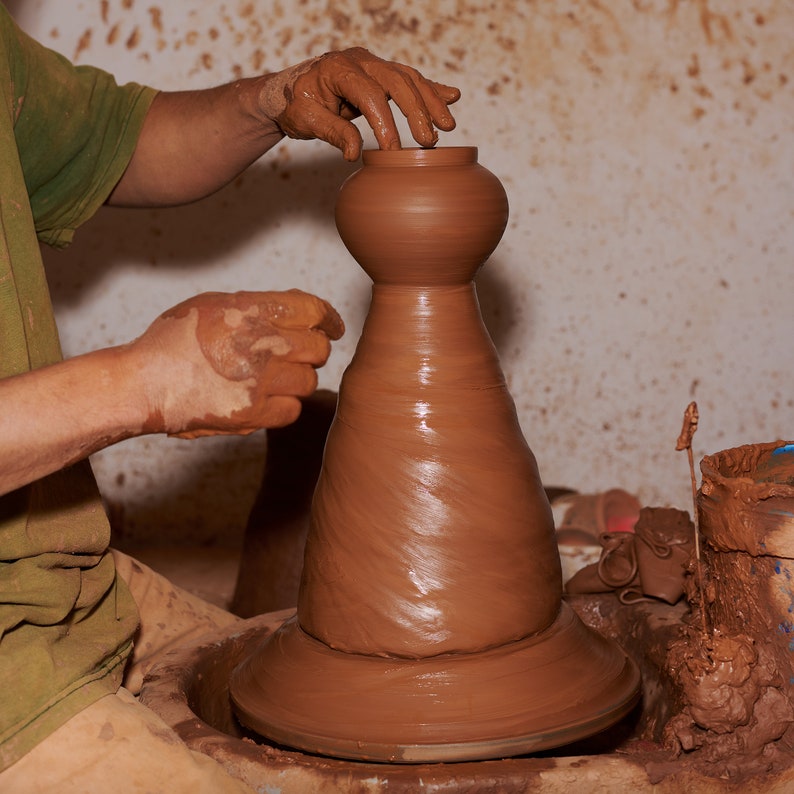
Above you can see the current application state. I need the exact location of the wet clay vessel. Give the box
[230,147,640,763]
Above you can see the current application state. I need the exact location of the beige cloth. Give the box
[0,550,253,793]
[111,549,241,695]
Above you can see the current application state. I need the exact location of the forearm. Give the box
[108,76,282,207]
[0,347,147,495]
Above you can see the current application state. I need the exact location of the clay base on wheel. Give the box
[229,602,641,763]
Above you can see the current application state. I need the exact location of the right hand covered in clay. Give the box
[256,47,461,161]
[130,290,344,438]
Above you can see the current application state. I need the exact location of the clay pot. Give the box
[301,147,561,657]
[334,146,508,286]
[231,147,639,763]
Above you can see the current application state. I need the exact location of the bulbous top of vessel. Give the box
[335,147,509,286]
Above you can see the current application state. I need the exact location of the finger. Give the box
[319,63,402,152]
[349,85,402,152]
[259,395,304,428]
[268,290,345,339]
[255,327,333,366]
[366,65,441,149]
[175,394,305,435]
[170,425,260,440]
[418,80,461,130]
[287,98,366,161]
[349,53,459,145]
[254,359,320,399]
[430,81,462,107]
[330,118,364,163]
[379,69,460,145]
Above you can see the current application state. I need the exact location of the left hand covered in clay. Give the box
[130,289,344,438]
[256,47,460,161]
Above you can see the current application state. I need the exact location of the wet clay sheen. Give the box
[300,147,560,657]
[301,287,562,654]
[230,147,639,762]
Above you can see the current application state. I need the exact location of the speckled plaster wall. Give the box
[7,0,793,546]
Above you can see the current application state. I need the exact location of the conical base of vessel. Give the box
[230,602,641,763]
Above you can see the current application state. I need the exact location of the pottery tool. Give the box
[676,401,709,637]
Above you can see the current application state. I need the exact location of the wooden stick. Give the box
[676,401,709,637]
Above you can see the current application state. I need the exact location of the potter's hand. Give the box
[133,290,344,437]
[257,47,460,161]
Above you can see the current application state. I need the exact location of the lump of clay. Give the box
[665,631,794,768]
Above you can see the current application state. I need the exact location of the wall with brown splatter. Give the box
[9,1,793,547]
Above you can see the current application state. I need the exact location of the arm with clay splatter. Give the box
[108,47,459,207]
[0,290,343,497]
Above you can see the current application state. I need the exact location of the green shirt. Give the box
[0,6,156,769]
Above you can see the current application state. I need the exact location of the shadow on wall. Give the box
[4,1,24,17]
[42,152,358,310]
[476,258,525,356]
[103,431,281,551]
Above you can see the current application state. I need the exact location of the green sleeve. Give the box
[3,8,157,247]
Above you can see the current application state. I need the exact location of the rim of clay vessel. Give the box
[699,440,794,557]
[700,440,794,489]
[362,146,477,166]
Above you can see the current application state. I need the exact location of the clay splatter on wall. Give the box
[63,0,790,136]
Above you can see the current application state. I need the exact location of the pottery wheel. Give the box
[230,603,639,763]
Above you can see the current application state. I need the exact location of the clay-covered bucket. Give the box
[698,441,794,694]
[699,440,794,557]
